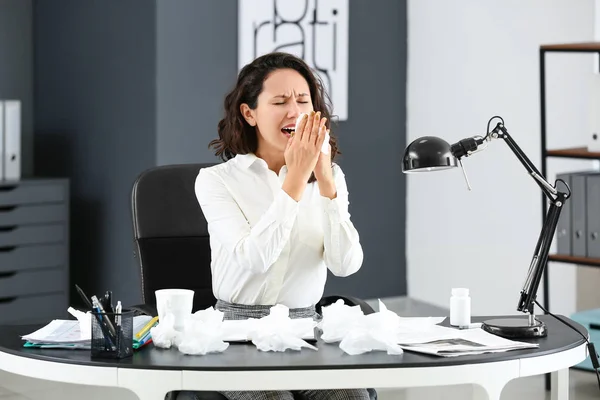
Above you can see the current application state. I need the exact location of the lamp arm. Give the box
[488,123,569,315]
[516,194,567,314]
[491,123,558,201]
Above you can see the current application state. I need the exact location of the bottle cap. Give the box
[452,288,469,296]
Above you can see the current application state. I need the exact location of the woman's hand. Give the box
[282,111,327,201]
[314,130,336,199]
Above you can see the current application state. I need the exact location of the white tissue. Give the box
[318,299,364,343]
[248,304,318,352]
[67,307,91,340]
[295,113,330,155]
[150,313,183,349]
[318,300,404,355]
[177,307,229,355]
[150,307,229,355]
[322,131,331,155]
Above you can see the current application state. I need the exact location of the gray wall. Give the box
[0,0,33,177]
[32,0,406,306]
[330,0,407,298]
[154,0,408,299]
[156,0,238,165]
[34,1,157,306]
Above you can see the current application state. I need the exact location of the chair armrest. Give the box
[316,295,375,315]
[129,303,158,317]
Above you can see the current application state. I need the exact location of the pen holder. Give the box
[91,310,134,359]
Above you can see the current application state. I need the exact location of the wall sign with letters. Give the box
[238,0,349,120]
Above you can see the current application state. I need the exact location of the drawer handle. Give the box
[0,297,16,304]
[0,246,16,252]
[0,226,16,232]
[591,323,600,331]
[0,185,17,192]
[0,271,15,278]
[0,206,16,213]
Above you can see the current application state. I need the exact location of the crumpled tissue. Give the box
[151,307,229,355]
[248,304,318,352]
[67,307,91,340]
[295,113,330,155]
[318,299,404,355]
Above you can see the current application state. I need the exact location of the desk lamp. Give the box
[402,116,570,339]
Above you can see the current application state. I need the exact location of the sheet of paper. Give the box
[397,325,539,357]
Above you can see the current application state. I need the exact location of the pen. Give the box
[104,291,114,314]
[74,284,94,311]
[92,295,117,338]
[90,298,115,350]
[115,300,122,327]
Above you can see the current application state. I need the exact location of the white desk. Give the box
[0,315,590,400]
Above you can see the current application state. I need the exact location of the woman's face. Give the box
[241,68,314,155]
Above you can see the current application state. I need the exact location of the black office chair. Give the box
[130,163,377,400]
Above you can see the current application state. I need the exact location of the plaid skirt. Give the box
[215,300,319,320]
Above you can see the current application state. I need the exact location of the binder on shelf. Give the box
[2,100,21,181]
[570,174,587,257]
[571,172,590,257]
[556,173,572,255]
[586,174,600,258]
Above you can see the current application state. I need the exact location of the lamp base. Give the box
[481,316,547,339]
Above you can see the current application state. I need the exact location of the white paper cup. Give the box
[155,289,194,331]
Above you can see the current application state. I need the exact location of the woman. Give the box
[195,52,369,400]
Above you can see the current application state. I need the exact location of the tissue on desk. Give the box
[318,300,404,355]
[67,307,91,340]
[150,313,182,349]
[177,307,229,355]
[318,299,364,343]
[248,304,318,352]
[150,307,229,355]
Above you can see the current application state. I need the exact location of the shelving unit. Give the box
[539,42,600,387]
[539,42,600,310]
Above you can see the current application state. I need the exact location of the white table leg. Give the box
[119,369,181,400]
[472,382,505,400]
[551,368,569,400]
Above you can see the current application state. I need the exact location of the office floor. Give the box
[0,296,597,399]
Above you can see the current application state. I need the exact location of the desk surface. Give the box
[0,315,587,371]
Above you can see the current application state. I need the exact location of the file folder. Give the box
[587,174,600,258]
[556,173,572,255]
[570,172,594,257]
[2,100,21,181]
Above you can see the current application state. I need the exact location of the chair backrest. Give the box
[131,163,217,312]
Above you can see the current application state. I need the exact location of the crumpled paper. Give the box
[151,307,229,355]
[178,307,229,355]
[150,313,183,349]
[248,304,318,352]
[150,304,320,354]
[295,113,330,154]
[318,299,404,355]
[67,307,91,340]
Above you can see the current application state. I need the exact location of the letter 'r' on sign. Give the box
[238,0,349,121]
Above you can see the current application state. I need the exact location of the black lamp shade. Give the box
[403,136,458,172]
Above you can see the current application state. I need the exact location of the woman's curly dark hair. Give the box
[209,52,340,169]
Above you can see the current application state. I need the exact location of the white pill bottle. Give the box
[450,288,471,327]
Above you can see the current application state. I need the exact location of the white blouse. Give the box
[194,153,363,308]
